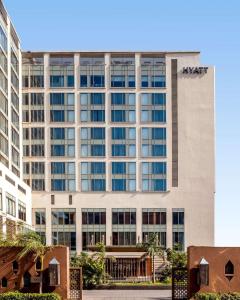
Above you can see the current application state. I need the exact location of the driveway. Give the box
[83,289,172,300]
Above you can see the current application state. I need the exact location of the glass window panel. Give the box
[81,180,89,191]
[142,145,149,157]
[68,180,75,191]
[81,145,88,157]
[142,128,149,139]
[129,111,135,122]
[67,128,75,139]
[81,128,88,139]
[80,110,88,122]
[128,94,135,105]
[67,111,75,122]
[129,145,136,157]
[67,93,74,105]
[142,180,149,191]
[128,163,136,174]
[129,180,136,191]
[80,94,88,105]
[68,163,75,174]
[67,145,75,156]
[141,94,149,105]
[81,162,88,174]
[129,128,136,139]
[141,111,148,122]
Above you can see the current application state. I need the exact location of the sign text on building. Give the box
[182,67,208,74]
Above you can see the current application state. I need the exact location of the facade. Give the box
[0,1,32,234]
[21,51,215,253]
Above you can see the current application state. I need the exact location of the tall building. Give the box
[0,1,31,234]
[22,51,215,253]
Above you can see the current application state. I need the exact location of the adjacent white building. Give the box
[21,51,215,253]
[0,1,32,234]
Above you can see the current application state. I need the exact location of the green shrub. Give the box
[195,293,240,300]
[0,292,61,300]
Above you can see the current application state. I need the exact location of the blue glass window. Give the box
[111,110,126,122]
[50,110,64,122]
[51,145,65,156]
[51,128,65,139]
[80,75,87,87]
[152,128,166,139]
[112,179,126,191]
[152,110,166,122]
[91,162,105,174]
[91,145,105,156]
[67,75,74,87]
[91,179,105,191]
[90,75,104,87]
[50,76,64,87]
[153,179,167,191]
[112,128,125,139]
[91,93,105,105]
[111,75,125,87]
[111,93,125,105]
[91,110,105,122]
[152,94,166,105]
[112,145,126,156]
[152,162,166,174]
[51,179,65,191]
[152,145,166,156]
[51,162,65,174]
[50,93,64,105]
[141,76,148,87]
[112,162,126,174]
[152,75,166,88]
[91,128,105,139]
[128,76,135,87]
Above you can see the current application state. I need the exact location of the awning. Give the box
[105,252,147,259]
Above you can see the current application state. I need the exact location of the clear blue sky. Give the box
[5,0,240,246]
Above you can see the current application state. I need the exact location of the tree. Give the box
[137,233,164,283]
[166,247,187,268]
[0,231,51,293]
[71,242,107,288]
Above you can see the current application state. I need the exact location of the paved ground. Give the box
[83,289,172,300]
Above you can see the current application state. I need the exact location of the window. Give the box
[172,209,184,251]
[81,162,106,192]
[52,208,76,251]
[81,128,105,157]
[50,93,75,123]
[31,127,44,140]
[80,93,106,122]
[173,211,184,225]
[141,128,167,157]
[49,56,74,88]
[35,211,46,225]
[32,179,45,191]
[18,201,26,221]
[31,144,44,156]
[6,193,16,216]
[110,94,136,123]
[141,93,166,123]
[80,56,105,88]
[51,128,75,157]
[51,162,75,191]
[142,162,167,192]
[111,128,135,157]
[112,208,136,246]
[82,208,106,249]
[112,162,136,192]
[0,188,2,211]
[141,56,166,88]
[110,56,135,88]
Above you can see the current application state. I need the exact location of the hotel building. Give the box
[0,1,31,234]
[21,51,215,253]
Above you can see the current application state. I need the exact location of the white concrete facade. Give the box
[0,1,32,230]
[22,51,215,252]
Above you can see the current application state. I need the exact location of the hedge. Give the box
[0,292,61,300]
[195,292,240,300]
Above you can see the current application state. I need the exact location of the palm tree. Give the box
[0,231,51,293]
[137,233,164,283]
